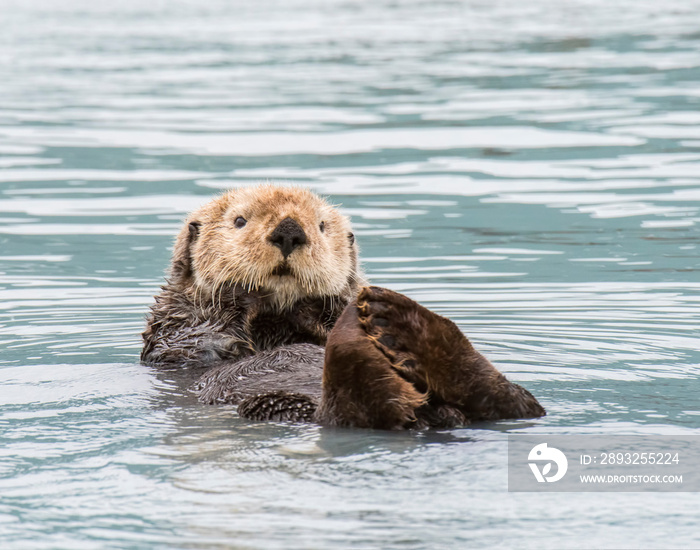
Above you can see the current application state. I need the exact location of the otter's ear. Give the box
[348,232,355,246]
[171,220,201,280]
[188,221,200,241]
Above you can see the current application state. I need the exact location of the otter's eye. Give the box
[319,221,325,233]
[234,217,247,229]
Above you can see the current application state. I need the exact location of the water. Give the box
[1,0,699,548]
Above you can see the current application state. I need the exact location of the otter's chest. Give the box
[247,309,329,351]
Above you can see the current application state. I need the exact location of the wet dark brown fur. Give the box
[317,287,545,429]
[142,186,545,429]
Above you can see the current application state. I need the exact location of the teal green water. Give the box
[1,1,699,548]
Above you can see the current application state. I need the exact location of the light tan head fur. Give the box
[171,185,362,309]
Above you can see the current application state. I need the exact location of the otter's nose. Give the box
[268,217,307,259]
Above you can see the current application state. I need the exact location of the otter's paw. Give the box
[238,391,317,423]
[356,286,462,389]
[354,286,546,422]
[355,286,428,387]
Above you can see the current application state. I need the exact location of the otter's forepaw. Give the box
[238,391,317,423]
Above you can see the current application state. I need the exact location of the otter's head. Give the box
[171,185,361,309]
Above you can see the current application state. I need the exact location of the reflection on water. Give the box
[1,0,699,548]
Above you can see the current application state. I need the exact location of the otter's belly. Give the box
[194,343,324,405]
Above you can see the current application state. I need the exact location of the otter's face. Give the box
[173,185,360,309]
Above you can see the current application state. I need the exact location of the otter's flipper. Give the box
[318,286,545,430]
[238,391,317,423]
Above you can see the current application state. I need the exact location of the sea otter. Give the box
[142,185,545,429]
